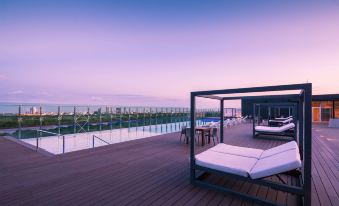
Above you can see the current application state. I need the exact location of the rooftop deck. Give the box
[0,123,338,206]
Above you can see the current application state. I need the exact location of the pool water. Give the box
[21,121,203,154]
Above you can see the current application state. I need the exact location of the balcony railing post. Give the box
[39,106,43,131]
[73,106,76,134]
[62,135,65,153]
[128,107,131,132]
[119,107,122,129]
[155,108,158,131]
[36,136,39,150]
[110,107,113,130]
[148,107,152,132]
[99,107,102,131]
[175,107,178,130]
[58,106,61,135]
[18,105,22,139]
[143,107,146,131]
[87,107,90,132]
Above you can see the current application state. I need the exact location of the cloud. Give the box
[8,90,24,95]
[0,74,8,80]
[91,96,103,101]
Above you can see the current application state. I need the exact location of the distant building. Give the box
[30,106,38,114]
[116,107,122,114]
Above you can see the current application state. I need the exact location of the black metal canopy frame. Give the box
[252,102,298,141]
[190,84,312,206]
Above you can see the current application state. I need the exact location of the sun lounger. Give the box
[274,116,293,120]
[254,123,295,138]
[240,116,248,123]
[268,117,293,126]
[195,141,301,179]
[223,119,232,127]
[256,123,295,133]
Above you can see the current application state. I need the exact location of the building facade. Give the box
[241,94,339,122]
[312,94,339,122]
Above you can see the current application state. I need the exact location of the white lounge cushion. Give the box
[275,116,292,120]
[195,141,301,179]
[210,143,263,159]
[195,150,257,177]
[250,143,301,179]
[260,141,298,158]
[255,123,295,133]
[269,118,293,124]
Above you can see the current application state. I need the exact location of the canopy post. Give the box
[304,85,312,206]
[220,100,224,143]
[299,96,304,159]
[190,93,196,183]
[253,104,256,137]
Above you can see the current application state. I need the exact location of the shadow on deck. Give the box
[0,123,338,206]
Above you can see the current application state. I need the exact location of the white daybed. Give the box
[195,141,301,179]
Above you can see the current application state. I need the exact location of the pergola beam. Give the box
[192,83,306,96]
[197,95,223,100]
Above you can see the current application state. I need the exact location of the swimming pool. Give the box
[21,120,204,154]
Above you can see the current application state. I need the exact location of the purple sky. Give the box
[1,1,339,107]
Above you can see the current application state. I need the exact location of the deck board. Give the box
[0,123,338,206]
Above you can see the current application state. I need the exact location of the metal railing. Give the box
[36,129,65,153]
[92,135,110,148]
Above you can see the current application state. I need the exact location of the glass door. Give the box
[312,107,321,122]
[321,108,332,122]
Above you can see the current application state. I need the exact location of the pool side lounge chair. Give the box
[240,116,248,123]
[274,116,293,120]
[223,119,232,127]
[268,117,293,126]
[254,123,295,138]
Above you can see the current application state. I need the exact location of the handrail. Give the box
[92,135,110,148]
[36,129,65,153]
[36,129,60,136]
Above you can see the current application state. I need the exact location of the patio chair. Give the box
[211,127,218,145]
[231,118,238,126]
[180,126,187,142]
[204,127,218,145]
[241,116,248,123]
[184,127,199,144]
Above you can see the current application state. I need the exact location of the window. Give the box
[320,101,333,108]
[312,101,334,121]
[335,101,339,119]
[312,101,321,107]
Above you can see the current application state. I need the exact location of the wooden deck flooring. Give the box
[0,123,338,206]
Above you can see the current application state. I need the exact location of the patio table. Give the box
[195,126,211,146]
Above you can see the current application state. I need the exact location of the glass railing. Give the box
[0,104,247,154]
[0,104,222,139]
